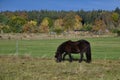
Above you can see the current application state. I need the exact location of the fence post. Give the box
[16,40,19,55]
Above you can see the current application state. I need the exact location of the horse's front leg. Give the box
[79,53,83,63]
[63,53,67,61]
[68,53,73,62]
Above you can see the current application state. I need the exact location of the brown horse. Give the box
[55,39,91,63]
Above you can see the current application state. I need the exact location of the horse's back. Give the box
[78,39,90,45]
[58,39,90,52]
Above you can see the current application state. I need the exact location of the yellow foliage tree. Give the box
[53,19,64,34]
[74,15,83,30]
[22,20,37,33]
[54,19,63,29]
[112,12,119,22]
[93,19,107,34]
[39,17,49,33]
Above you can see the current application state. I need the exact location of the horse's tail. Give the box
[86,43,92,63]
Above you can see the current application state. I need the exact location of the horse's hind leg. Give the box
[86,52,91,63]
[85,47,91,63]
[79,53,83,63]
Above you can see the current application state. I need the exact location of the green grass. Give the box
[0,37,120,80]
[0,37,120,59]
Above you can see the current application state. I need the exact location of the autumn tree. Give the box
[99,12,113,29]
[53,18,64,34]
[74,15,83,30]
[54,19,63,27]
[14,11,28,20]
[0,23,10,33]
[22,20,37,33]
[92,19,107,34]
[1,9,120,33]
[39,17,49,33]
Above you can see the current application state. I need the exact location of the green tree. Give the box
[47,18,53,28]
[8,16,26,32]
[114,7,120,15]
[112,12,119,22]
[111,12,120,28]
[63,12,76,31]
[82,23,92,31]
[0,14,9,24]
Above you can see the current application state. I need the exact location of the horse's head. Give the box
[55,41,66,62]
[55,51,62,62]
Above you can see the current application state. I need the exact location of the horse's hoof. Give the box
[62,59,65,61]
[69,60,72,62]
[86,60,91,63]
[56,60,62,63]
[79,60,82,63]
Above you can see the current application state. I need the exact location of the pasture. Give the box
[0,37,120,80]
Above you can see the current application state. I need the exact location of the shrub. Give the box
[81,24,92,31]
[112,29,120,36]
[117,30,120,36]
[53,26,63,35]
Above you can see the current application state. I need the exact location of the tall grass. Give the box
[0,56,120,80]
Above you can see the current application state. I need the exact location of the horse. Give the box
[55,39,91,63]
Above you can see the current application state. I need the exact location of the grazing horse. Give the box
[55,39,91,63]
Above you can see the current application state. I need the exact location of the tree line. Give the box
[0,7,120,35]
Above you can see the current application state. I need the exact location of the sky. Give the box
[0,0,120,11]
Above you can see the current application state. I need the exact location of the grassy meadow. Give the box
[0,37,120,80]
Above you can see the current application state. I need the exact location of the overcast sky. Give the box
[0,0,120,11]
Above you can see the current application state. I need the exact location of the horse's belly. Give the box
[71,52,79,54]
[71,50,80,53]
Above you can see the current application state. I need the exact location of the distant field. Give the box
[0,37,120,80]
[0,37,120,59]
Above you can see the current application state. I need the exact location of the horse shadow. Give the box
[63,57,87,63]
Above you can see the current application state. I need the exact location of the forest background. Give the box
[0,7,120,36]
